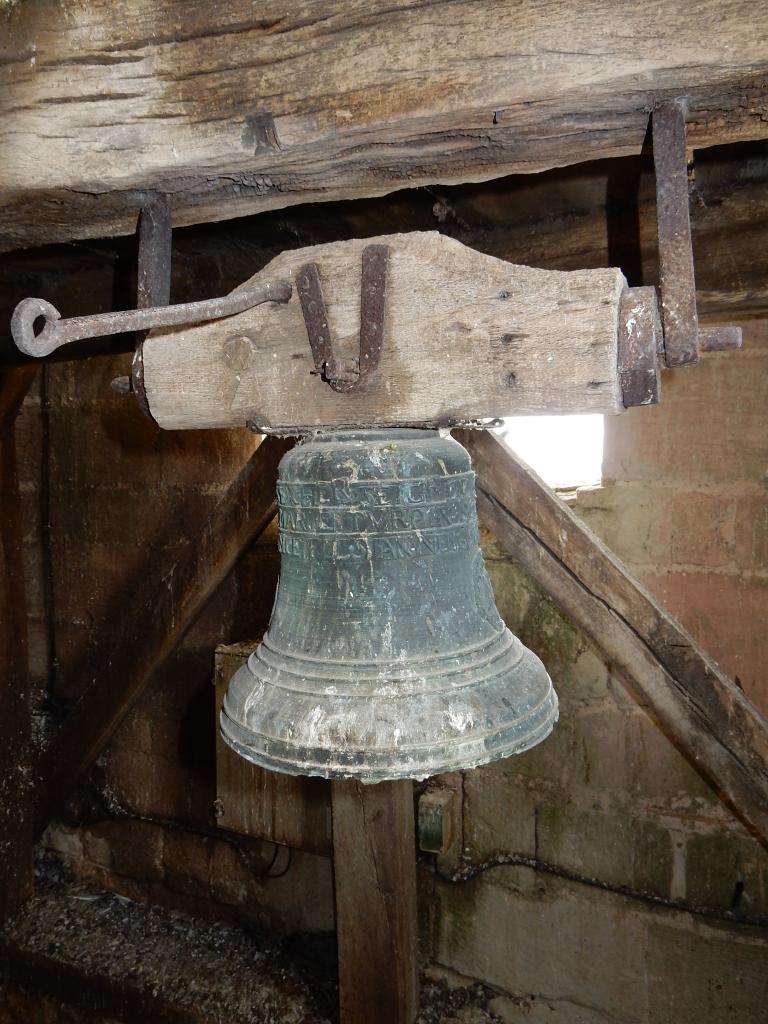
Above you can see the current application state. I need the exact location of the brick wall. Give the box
[577,321,768,712]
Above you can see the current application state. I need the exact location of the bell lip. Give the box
[219,680,558,782]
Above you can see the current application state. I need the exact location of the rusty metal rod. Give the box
[12,280,292,359]
[653,100,699,367]
[296,244,388,393]
[698,325,743,352]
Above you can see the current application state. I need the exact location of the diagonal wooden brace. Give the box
[461,429,768,848]
[33,435,293,838]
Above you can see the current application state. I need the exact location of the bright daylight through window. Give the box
[497,414,605,490]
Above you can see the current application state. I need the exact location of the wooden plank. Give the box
[460,429,768,845]
[33,435,293,838]
[2,1,768,249]
[331,779,419,1024]
[142,232,627,430]
[0,369,37,923]
[214,642,332,855]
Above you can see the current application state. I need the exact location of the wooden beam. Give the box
[412,147,768,322]
[460,430,768,846]
[2,1,768,249]
[0,368,37,923]
[141,232,630,430]
[331,779,419,1024]
[33,435,293,838]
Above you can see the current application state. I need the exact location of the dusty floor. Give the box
[0,860,503,1023]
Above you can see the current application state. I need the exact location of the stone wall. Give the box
[426,551,768,1022]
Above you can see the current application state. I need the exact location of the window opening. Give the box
[496,414,604,491]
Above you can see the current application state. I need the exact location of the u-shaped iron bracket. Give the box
[296,244,389,394]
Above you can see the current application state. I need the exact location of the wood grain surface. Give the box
[141,231,627,430]
[2,0,768,248]
[332,779,419,1024]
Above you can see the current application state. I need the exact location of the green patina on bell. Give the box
[221,429,558,781]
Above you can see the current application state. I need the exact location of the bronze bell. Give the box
[221,429,557,781]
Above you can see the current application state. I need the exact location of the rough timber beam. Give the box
[139,232,632,430]
[2,0,768,250]
[460,429,768,848]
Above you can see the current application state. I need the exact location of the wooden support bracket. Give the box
[3,2,768,250]
[139,231,657,431]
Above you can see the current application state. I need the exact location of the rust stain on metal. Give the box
[130,345,155,423]
[699,325,743,352]
[652,104,744,369]
[653,101,699,367]
[296,262,333,377]
[355,243,388,390]
[617,286,662,408]
[131,193,173,419]
[297,244,389,394]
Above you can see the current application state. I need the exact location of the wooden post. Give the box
[0,367,37,923]
[331,779,419,1024]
